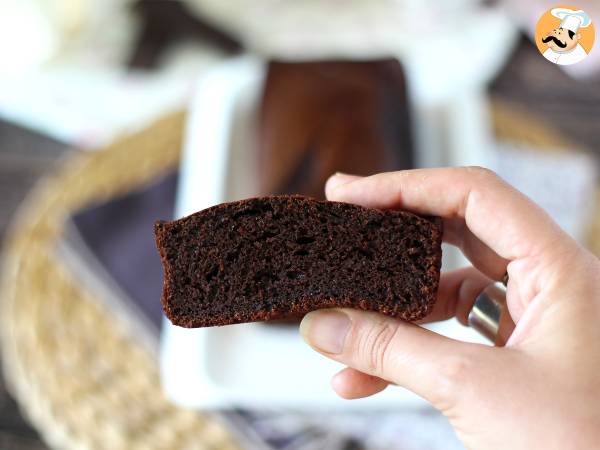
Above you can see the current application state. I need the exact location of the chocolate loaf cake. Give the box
[155,196,442,328]
[258,60,414,199]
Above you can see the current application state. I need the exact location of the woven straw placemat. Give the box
[0,112,239,450]
[490,99,600,256]
[0,102,598,450]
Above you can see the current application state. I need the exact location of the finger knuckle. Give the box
[356,319,400,376]
[462,165,499,181]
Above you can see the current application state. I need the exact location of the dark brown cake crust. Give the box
[155,196,442,327]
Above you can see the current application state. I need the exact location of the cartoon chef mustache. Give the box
[542,35,568,48]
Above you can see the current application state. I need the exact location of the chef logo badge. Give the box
[535,6,595,65]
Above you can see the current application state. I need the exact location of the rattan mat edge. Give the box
[0,111,239,450]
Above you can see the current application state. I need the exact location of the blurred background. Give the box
[1,0,600,449]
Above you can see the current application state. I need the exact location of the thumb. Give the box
[300,308,487,409]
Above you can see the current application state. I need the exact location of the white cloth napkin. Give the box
[186,0,494,59]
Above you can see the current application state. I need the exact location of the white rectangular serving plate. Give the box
[160,56,488,410]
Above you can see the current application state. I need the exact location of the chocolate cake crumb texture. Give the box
[155,196,442,327]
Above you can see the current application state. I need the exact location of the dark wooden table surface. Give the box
[1,36,600,449]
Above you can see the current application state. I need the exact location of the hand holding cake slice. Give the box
[155,196,442,327]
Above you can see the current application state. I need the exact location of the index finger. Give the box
[325,167,569,264]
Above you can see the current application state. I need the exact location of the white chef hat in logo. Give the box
[551,8,592,33]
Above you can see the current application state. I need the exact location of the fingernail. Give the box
[300,310,351,354]
[325,172,359,193]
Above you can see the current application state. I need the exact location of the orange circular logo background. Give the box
[535,4,595,61]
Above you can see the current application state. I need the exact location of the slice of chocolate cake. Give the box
[155,196,442,327]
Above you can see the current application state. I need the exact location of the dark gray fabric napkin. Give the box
[57,171,178,352]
